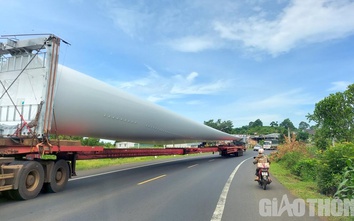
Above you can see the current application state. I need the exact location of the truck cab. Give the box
[263,140,272,150]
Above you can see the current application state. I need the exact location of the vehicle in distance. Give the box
[263,140,272,150]
[253,144,262,151]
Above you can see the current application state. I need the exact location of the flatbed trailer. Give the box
[76,145,245,159]
[0,138,244,200]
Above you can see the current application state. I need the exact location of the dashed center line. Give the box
[137,174,166,185]
[187,164,198,168]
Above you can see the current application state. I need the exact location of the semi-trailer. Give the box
[0,34,244,200]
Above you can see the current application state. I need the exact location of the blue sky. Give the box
[1,0,354,128]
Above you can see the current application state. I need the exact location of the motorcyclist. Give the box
[253,148,270,181]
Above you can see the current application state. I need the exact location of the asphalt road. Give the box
[0,151,322,221]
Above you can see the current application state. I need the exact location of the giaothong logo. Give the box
[259,194,354,217]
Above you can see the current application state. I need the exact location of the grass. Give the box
[271,162,353,221]
[270,162,320,199]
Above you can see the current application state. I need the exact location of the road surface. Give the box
[0,151,322,221]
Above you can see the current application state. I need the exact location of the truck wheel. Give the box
[45,160,69,193]
[11,161,44,200]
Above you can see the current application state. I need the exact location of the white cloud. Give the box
[108,9,142,37]
[147,94,180,103]
[186,72,198,81]
[186,100,204,105]
[166,36,219,52]
[105,2,153,39]
[115,66,230,102]
[119,66,158,89]
[213,0,354,56]
[170,79,226,95]
[236,88,314,112]
[328,81,352,92]
[263,89,314,106]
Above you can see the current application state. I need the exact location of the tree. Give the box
[298,121,310,131]
[81,137,101,146]
[279,118,296,130]
[219,120,234,134]
[297,131,309,142]
[307,83,354,145]
[204,119,218,129]
[249,119,263,127]
[233,125,249,134]
[204,119,234,134]
[270,121,278,127]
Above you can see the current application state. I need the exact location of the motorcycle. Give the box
[258,163,272,190]
[254,160,272,190]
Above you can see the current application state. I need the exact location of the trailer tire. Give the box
[45,160,69,193]
[11,161,44,200]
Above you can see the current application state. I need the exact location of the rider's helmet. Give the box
[258,148,264,154]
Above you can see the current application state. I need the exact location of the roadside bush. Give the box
[270,134,309,162]
[270,134,318,180]
[291,158,318,181]
[317,142,354,196]
[280,151,304,168]
[334,159,354,200]
[313,129,331,151]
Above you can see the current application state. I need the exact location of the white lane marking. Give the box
[209,159,215,162]
[187,164,198,168]
[210,157,252,221]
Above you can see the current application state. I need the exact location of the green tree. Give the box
[204,119,233,134]
[270,121,278,127]
[249,119,263,127]
[81,137,101,146]
[52,135,82,140]
[298,121,310,131]
[279,118,296,130]
[233,125,249,134]
[219,120,234,134]
[307,83,354,145]
[204,119,217,129]
[297,131,309,142]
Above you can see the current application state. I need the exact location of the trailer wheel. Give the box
[11,161,44,200]
[45,160,69,193]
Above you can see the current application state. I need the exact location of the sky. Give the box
[1,0,354,128]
